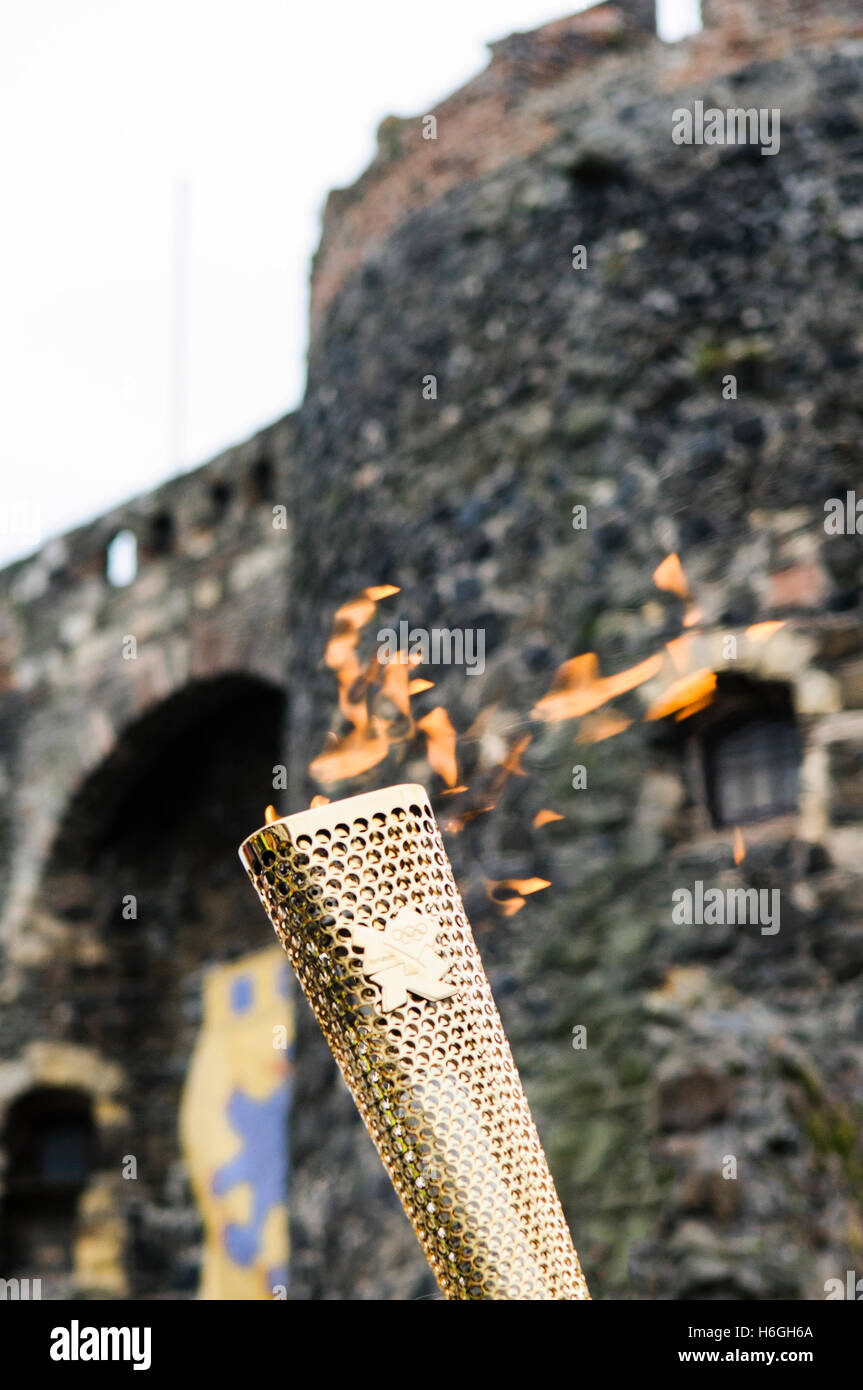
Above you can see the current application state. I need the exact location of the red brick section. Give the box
[767,562,828,612]
[309,0,863,338]
[670,0,863,87]
[309,3,649,336]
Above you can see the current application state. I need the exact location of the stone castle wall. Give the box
[309,0,863,336]
[0,420,296,1295]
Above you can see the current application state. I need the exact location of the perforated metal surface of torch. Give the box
[239,783,589,1300]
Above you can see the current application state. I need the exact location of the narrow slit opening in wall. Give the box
[210,479,233,519]
[656,0,702,43]
[149,511,174,556]
[250,454,275,503]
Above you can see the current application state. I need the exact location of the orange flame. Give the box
[533,651,663,723]
[309,718,391,785]
[674,694,714,721]
[310,794,330,809]
[441,727,538,834]
[665,634,694,675]
[443,800,494,834]
[363,584,401,602]
[311,586,411,784]
[645,670,717,722]
[306,557,738,903]
[416,707,459,787]
[378,651,412,719]
[322,586,401,730]
[746,620,785,643]
[502,733,531,777]
[653,553,689,600]
[324,590,389,668]
[264,804,279,825]
[486,877,551,917]
[578,709,632,743]
[733,826,746,865]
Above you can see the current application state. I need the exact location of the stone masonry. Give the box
[1,0,863,1299]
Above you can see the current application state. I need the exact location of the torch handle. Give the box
[240,783,589,1300]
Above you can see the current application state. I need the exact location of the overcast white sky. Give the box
[0,0,698,566]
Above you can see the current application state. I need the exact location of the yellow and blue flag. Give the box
[180,945,293,1299]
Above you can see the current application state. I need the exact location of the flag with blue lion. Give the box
[180,945,293,1298]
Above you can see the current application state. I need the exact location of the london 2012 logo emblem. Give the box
[351,907,457,1012]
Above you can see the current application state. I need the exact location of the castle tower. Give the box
[2,0,863,1300]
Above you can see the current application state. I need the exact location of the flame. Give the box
[324,591,385,668]
[746,620,785,643]
[653,553,690,600]
[364,584,401,602]
[312,586,472,793]
[310,794,330,808]
[378,651,412,718]
[416,707,459,787]
[444,801,488,832]
[673,693,714,721]
[264,804,279,825]
[645,669,717,722]
[325,633,371,729]
[486,877,551,917]
[665,634,694,675]
[309,717,391,784]
[443,799,495,834]
[322,585,401,730]
[733,825,746,865]
[441,727,538,834]
[311,586,411,784]
[578,709,632,743]
[532,566,723,739]
[502,733,531,777]
[533,652,663,723]
[305,557,737,906]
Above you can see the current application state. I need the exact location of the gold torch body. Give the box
[239,783,589,1300]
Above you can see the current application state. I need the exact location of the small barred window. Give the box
[705,718,801,827]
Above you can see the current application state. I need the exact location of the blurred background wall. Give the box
[1,0,863,1299]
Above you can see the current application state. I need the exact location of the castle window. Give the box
[706,720,800,826]
[657,0,702,44]
[701,678,800,828]
[0,1089,95,1277]
[106,529,138,587]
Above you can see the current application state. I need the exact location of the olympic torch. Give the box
[239,782,589,1300]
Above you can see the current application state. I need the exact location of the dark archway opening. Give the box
[38,673,286,1296]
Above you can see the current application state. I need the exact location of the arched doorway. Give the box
[34,673,288,1296]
